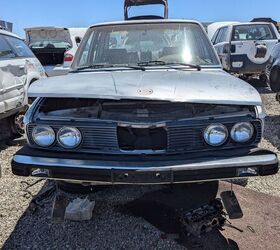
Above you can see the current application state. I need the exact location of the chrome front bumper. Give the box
[12,148,279,185]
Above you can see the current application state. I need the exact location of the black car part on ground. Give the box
[180,199,226,237]
[124,0,168,20]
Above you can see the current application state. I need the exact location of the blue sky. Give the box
[2,0,280,37]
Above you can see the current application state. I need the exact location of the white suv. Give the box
[212,22,280,79]
[0,29,46,141]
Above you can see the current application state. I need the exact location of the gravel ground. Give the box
[0,86,280,249]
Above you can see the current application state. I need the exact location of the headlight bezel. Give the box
[203,124,229,147]
[230,122,254,143]
[31,125,56,148]
[57,126,82,149]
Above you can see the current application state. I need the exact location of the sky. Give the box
[2,0,280,38]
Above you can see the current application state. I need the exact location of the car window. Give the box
[76,23,220,68]
[232,24,276,41]
[214,27,228,45]
[4,35,34,58]
[211,30,219,44]
[78,31,95,66]
[0,35,16,59]
[220,27,229,42]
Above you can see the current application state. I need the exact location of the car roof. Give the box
[25,27,87,35]
[0,29,21,39]
[228,22,274,27]
[89,19,202,29]
[25,26,68,31]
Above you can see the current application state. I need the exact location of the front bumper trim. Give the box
[12,152,279,184]
[13,154,277,172]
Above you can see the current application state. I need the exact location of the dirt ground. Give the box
[0,85,280,249]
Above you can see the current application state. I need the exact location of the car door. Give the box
[230,24,279,67]
[0,34,26,114]
[213,27,230,70]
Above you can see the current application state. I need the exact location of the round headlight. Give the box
[32,126,55,147]
[231,122,254,143]
[57,127,82,149]
[204,124,228,146]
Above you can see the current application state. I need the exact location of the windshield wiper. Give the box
[73,63,145,72]
[138,60,201,71]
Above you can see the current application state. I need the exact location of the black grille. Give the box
[27,123,119,153]
[27,119,262,155]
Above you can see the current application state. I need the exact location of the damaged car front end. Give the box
[12,20,279,185]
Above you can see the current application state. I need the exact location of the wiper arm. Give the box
[73,64,115,71]
[72,63,145,72]
[138,60,201,71]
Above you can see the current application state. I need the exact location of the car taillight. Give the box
[64,53,74,62]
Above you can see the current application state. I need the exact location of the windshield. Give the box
[232,24,276,41]
[74,22,219,69]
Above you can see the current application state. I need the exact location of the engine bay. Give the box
[37,98,255,123]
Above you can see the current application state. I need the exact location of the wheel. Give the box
[10,111,25,138]
[269,66,280,92]
[56,181,107,194]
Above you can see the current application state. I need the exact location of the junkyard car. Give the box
[212,22,280,80]
[12,20,279,185]
[0,29,45,140]
[25,27,87,77]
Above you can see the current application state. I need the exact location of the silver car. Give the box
[12,20,279,185]
[0,29,46,140]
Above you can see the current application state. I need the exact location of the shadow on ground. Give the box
[5,181,280,249]
[120,182,239,249]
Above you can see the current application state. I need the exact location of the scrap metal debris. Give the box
[64,197,95,221]
[180,199,227,238]
[51,193,69,223]
[180,198,244,238]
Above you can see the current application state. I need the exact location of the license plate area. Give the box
[117,124,167,151]
[113,170,171,184]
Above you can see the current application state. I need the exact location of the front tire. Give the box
[9,111,25,138]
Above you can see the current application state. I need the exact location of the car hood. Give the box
[28,69,262,106]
